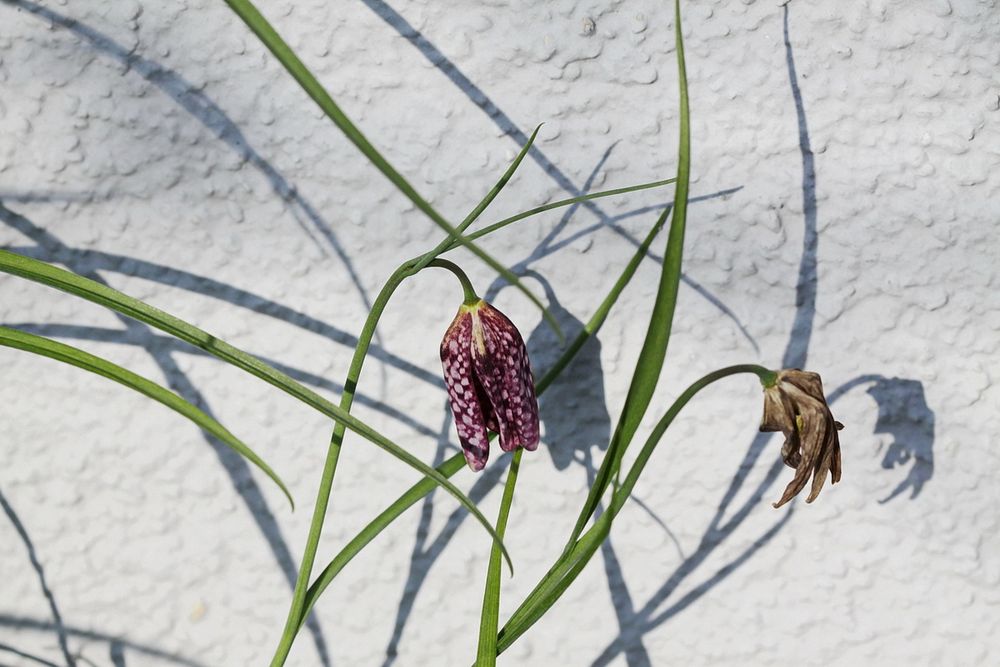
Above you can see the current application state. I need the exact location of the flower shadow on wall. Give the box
[870,378,935,502]
[826,375,935,503]
[526,273,611,473]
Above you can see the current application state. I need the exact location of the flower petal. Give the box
[764,369,844,508]
[470,303,540,452]
[440,308,491,471]
[474,370,499,434]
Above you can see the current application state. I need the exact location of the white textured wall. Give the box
[1,0,997,665]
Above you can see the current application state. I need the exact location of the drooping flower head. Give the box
[760,369,844,508]
[440,299,540,471]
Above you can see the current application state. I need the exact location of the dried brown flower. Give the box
[760,369,843,508]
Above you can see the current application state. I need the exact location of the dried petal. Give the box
[760,369,844,508]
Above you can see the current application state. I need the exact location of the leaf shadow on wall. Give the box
[0,64,733,667]
[0,491,209,667]
[0,201,333,667]
[0,2,936,666]
[0,489,76,667]
[3,0,376,316]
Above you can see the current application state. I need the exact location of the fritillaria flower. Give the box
[440,299,540,471]
[760,369,844,508]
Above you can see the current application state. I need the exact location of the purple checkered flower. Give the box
[440,299,540,472]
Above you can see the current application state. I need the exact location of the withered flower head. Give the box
[440,299,540,472]
[760,369,843,508]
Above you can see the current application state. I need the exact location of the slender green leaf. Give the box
[0,326,294,508]
[476,449,521,666]
[221,0,561,338]
[269,125,547,666]
[0,249,509,567]
[460,177,677,248]
[298,203,671,625]
[564,0,692,551]
[495,366,771,655]
[412,125,545,273]
[297,453,467,631]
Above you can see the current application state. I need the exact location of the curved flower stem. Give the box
[476,448,522,666]
[271,255,481,664]
[269,264,411,666]
[427,258,480,305]
[492,364,774,657]
[271,130,543,665]
[271,252,484,665]
[271,124,679,663]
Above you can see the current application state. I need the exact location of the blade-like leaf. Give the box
[221,0,561,338]
[412,124,545,273]
[476,449,521,666]
[0,249,510,566]
[298,199,671,623]
[270,125,548,665]
[297,453,466,631]
[0,325,293,508]
[460,177,677,247]
[564,0,692,551]
[494,367,770,655]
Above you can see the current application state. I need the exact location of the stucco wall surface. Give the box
[1,0,997,665]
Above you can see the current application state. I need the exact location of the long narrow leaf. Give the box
[460,177,677,247]
[0,249,510,566]
[0,326,294,507]
[494,367,770,655]
[269,124,549,665]
[564,0,692,550]
[412,125,544,273]
[299,201,671,622]
[221,0,561,338]
[476,449,521,665]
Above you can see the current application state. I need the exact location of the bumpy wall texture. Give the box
[1,0,997,665]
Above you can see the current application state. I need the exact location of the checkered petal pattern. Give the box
[440,300,540,471]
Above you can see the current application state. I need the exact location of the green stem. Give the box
[270,127,539,665]
[476,448,522,666]
[272,256,475,665]
[428,258,480,305]
[269,264,412,666]
[494,364,774,656]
